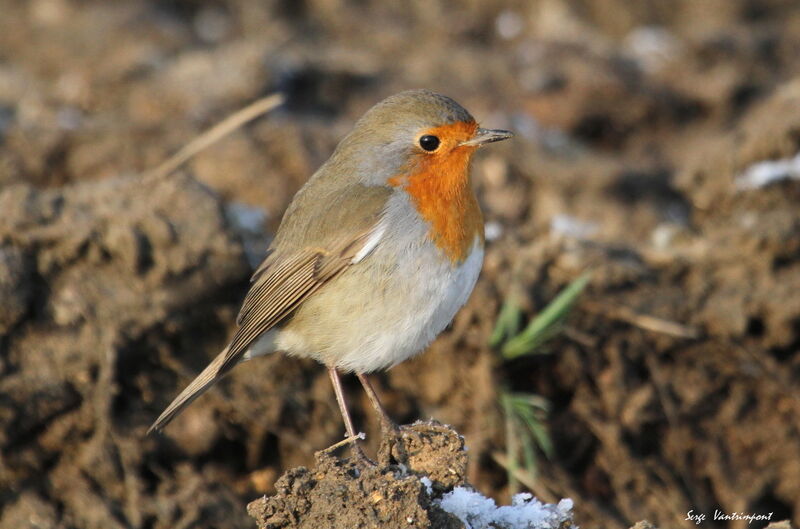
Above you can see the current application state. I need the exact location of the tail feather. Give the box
[147,347,230,434]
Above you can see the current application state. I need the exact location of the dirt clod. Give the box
[247,422,466,529]
[392,421,469,491]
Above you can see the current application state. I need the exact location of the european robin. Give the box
[149,90,512,458]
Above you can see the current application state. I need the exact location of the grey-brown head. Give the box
[325,90,512,185]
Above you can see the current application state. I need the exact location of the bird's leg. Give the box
[328,367,372,465]
[356,373,397,433]
[357,373,420,466]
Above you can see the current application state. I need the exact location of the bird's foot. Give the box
[377,420,422,467]
[352,443,377,467]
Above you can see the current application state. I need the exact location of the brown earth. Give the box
[2,1,800,528]
[247,422,470,529]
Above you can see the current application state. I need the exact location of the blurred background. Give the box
[1,1,800,528]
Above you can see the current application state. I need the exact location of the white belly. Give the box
[341,237,483,372]
[275,194,484,373]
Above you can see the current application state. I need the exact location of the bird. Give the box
[148,89,512,459]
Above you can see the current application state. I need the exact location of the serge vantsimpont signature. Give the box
[686,509,774,525]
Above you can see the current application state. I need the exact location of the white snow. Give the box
[224,202,269,269]
[624,26,681,72]
[511,113,574,153]
[437,487,574,529]
[550,214,598,239]
[650,223,679,250]
[485,221,504,242]
[735,152,800,190]
[419,476,433,495]
[226,202,267,233]
[496,10,524,40]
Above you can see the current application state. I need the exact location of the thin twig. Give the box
[502,395,520,494]
[583,301,700,339]
[143,93,285,181]
[562,325,598,348]
[318,432,366,454]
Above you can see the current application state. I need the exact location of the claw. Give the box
[352,444,377,467]
[378,422,423,466]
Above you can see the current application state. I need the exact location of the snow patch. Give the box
[419,476,433,495]
[437,487,574,529]
[226,202,267,233]
[224,202,269,269]
[510,113,576,155]
[485,221,504,242]
[550,214,598,239]
[496,10,524,40]
[624,26,681,72]
[735,152,800,190]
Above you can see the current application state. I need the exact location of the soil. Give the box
[2,1,800,528]
[247,422,469,529]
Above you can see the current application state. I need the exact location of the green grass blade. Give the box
[502,272,591,359]
[489,296,523,347]
[509,393,553,458]
[520,427,538,477]
[523,412,554,458]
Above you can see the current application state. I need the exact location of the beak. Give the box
[459,128,514,147]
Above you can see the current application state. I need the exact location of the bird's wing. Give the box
[223,229,379,373]
[225,183,393,373]
[148,184,390,433]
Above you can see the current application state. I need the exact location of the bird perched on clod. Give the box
[149,89,513,463]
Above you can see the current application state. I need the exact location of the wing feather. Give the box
[219,228,376,375]
[236,253,314,325]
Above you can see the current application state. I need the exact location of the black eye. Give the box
[419,135,440,152]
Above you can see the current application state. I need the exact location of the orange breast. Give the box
[389,121,485,263]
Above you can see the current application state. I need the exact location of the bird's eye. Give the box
[419,135,441,152]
